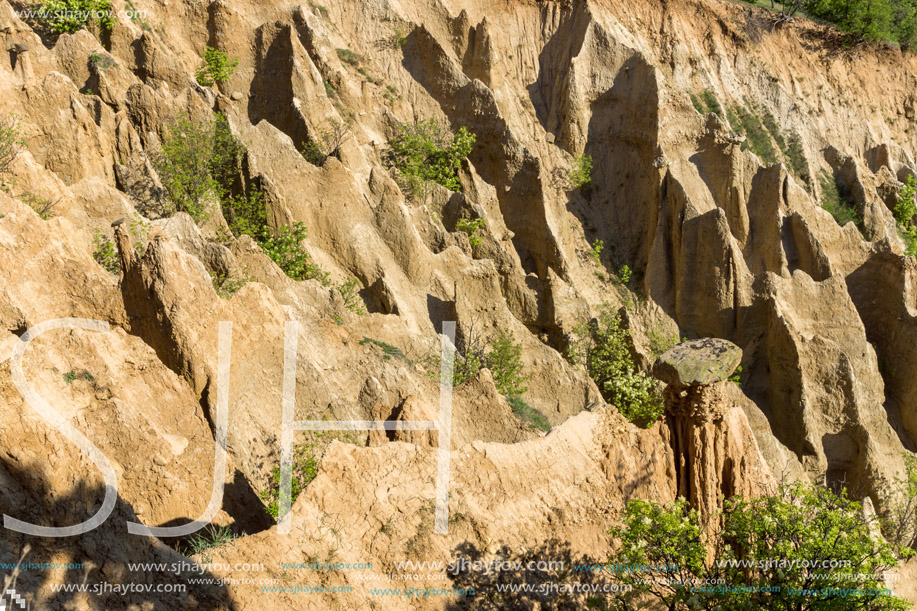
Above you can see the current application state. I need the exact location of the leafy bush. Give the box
[896,175,917,257]
[92,229,120,274]
[154,116,218,223]
[647,327,680,358]
[0,114,24,184]
[385,119,476,200]
[210,271,247,299]
[617,264,631,285]
[337,278,366,314]
[487,331,527,397]
[567,307,663,427]
[456,218,485,247]
[37,0,114,35]
[506,396,551,433]
[569,153,593,189]
[196,47,238,86]
[589,239,603,265]
[606,484,909,610]
[260,223,328,283]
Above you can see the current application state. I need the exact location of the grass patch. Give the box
[336,48,364,66]
[506,396,551,432]
[360,337,411,363]
[184,525,236,563]
[63,369,95,385]
[819,170,862,230]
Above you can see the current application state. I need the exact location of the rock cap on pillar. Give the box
[652,338,742,389]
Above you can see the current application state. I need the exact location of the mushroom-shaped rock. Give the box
[651,338,772,528]
[652,338,742,389]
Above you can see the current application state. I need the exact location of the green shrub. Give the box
[819,170,862,229]
[617,264,631,285]
[567,307,663,427]
[895,174,917,226]
[260,222,329,283]
[589,239,603,265]
[92,229,119,274]
[260,447,318,521]
[210,271,247,299]
[728,364,743,386]
[337,278,366,314]
[569,153,593,189]
[647,327,680,358]
[385,118,476,200]
[487,331,527,396]
[37,0,114,35]
[196,47,239,86]
[728,104,777,164]
[154,116,218,223]
[456,218,485,247]
[506,396,551,433]
[606,484,910,611]
[0,114,24,184]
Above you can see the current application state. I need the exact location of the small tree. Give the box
[385,119,476,200]
[196,47,239,86]
[154,116,217,223]
[487,330,527,397]
[570,153,593,189]
[301,118,352,166]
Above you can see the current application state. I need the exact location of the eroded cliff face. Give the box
[2,0,917,607]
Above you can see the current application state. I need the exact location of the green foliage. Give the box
[337,278,366,315]
[184,525,237,563]
[456,218,486,247]
[617,264,632,285]
[0,114,24,183]
[896,175,917,257]
[569,153,593,189]
[260,447,318,520]
[690,88,723,118]
[300,118,352,166]
[820,170,862,229]
[728,104,777,164]
[21,192,58,220]
[567,307,663,427]
[393,26,408,48]
[487,331,528,397]
[590,239,604,265]
[506,396,551,433]
[63,369,95,385]
[882,453,917,554]
[260,223,329,283]
[335,48,364,66]
[729,364,743,385]
[154,116,218,223]
[37,0,114,35]
[647,327,680,359]
[359,337,411,363]
[196,47,238,86]
[92,229,120,274]
[608,483,910,611]
[210,271,247,299]
[89,52,114,71]
[385,119,476,200]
